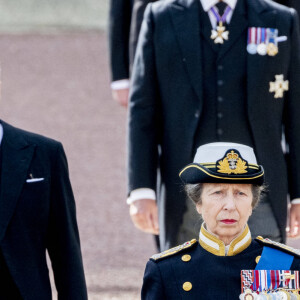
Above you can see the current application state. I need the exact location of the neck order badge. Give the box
[210,4,232,44]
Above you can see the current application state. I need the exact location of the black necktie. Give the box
[215,1,227,16]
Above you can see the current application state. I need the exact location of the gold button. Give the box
[256,236,263,240]
[183,282,192,291]
[191,239,197,243]
[255,256,261,264]
[181,254,191,262]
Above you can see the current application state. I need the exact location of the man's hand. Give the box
[287,204,300,239]
[112,88,129,107]
[129,199,159,235]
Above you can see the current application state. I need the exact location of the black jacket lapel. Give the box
[218,0,248,60]
[247,0,278,118]
[169,0,203,105]
[0,122,35,243]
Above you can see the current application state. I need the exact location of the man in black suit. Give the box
[129,0,157,64]
[0,121,87,299]
[108,0,133,107]
[108,0,156,107]
[128,0,300,251]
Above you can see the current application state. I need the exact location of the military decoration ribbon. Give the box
[266,28,279,56]
[247,27,257,55]
[257,28,267,56]
[210,5,232,44]
[247,27,285,57]
[240,270,300,299]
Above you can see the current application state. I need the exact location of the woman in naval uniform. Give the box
[142,142,300,300]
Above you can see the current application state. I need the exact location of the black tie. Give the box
[215,1,227,16]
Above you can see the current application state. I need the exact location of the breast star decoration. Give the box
[211,22,229,44]
[269,75,289,98]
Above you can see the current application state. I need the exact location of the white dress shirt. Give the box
[111,79,130,90]
[200,0,237,28]
[0,123,3,144]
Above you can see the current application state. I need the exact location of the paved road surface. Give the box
[0,31,298,299]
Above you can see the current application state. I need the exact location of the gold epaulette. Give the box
[151,239,197,261]
[256,236,300,258]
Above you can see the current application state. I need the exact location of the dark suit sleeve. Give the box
[142,260,166,300]
[284,9,300,199]
[129,0,152,67]
[108,0,132,82]
[46,143,87,299]
[128,4,161,193]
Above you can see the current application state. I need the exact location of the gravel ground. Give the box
[0,31,299,299]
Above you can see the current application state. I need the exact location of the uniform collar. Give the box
[199,223,251,256]
[200,0,238,12]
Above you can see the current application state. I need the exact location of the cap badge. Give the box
[217,150,248,175]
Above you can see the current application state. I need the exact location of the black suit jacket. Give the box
[108,0,134,81]
[128,0,300,249]
[275,0,300,17]
[129,0,157,65]
[0,121,87,299]
[108,0,159,81]
[142,240,300,299]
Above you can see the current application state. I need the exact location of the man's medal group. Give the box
[247,27,287,56]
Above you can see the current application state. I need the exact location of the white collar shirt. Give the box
[0,124,3,145]
[200,0,238,28]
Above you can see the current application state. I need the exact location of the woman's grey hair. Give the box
[185,183,266,209]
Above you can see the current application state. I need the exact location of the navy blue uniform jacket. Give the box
[142,240,300,299]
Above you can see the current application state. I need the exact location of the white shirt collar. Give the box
[200,0,238,12]
[0,123,3,145]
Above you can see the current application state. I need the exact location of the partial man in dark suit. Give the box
[0,121,87,299]
[108,0,133,107]
[108,0,156,107]
[129,0,158,64]
[128,0,300,251]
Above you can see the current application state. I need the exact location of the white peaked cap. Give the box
[193,142,258,165]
